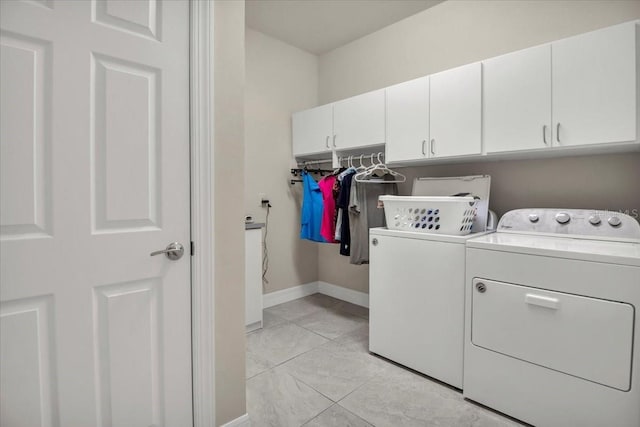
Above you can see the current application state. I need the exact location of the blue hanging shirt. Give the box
[300,171,326,242]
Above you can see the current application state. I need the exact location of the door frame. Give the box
[190,1,216,426]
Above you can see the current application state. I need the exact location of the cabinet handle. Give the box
[325,135,330,149]
[430,138,435,155]
[556,123,561,144]
[542,125,548,145]
[421,139,426,156]
[332,135,337,147]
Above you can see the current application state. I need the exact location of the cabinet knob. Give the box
[542,125,548,145]
[476,282,486,293]
[430,139,435,155]
[556,123,561,143]
[371,238,379,246]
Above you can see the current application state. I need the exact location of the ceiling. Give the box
[245,0,444,55]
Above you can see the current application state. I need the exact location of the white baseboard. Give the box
[220,413,250,427]
[262,282,318,308]
[318,281,369,308]
[262,281,369,309]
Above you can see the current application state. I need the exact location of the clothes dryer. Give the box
[464,209,640,427]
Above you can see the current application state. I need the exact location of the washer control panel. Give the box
[498,209,640,240]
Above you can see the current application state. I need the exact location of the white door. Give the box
[429,62,482,158]
[292,104,333,156]
[385,76,429,162]
[483,45,552,153]
[0,1,192,426]
[552,22,637,146]
[333,89,385,150]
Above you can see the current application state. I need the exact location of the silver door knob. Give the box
[150,242,185,260]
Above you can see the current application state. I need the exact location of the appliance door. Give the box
[471,278,634,391]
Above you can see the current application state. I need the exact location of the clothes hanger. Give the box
[354,152,406,183]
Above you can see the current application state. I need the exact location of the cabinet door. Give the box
[245,229,263,331]
[369,234,464,388]
[386,77,429,162]
[292,104,333,156]
[483,45,552,153]
[430,62,482,157]
[552,22,637,146]
[333,89,385,150]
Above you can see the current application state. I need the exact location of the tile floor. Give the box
[246,293,525,427]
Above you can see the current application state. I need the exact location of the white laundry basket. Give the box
[379,195,478,235]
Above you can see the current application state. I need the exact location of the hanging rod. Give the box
[297,158,333,167]
[337,152,384,164]
[290,168,334,176]
[291,152,386,185]
[296,152,385,168]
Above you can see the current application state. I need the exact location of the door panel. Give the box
[0,1,192,426]
[385,77,429,162]
[292,103,333,156]
[0,31,52,239]
[430,62,481,158]
[94,0,160,41]
[333,89,385,150]
[0,296,57,427]
[93,279,163,427]
[91,54,161,232]
[483,45,552,153]
[552,22,637,146]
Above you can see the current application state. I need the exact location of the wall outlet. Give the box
[259,193,268,206]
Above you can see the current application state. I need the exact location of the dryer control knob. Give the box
[555,212,571,224]
[608,216,622,227]
[588,215,602,225]
[528,213,539,223]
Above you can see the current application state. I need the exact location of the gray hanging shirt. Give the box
[348,176,398,265]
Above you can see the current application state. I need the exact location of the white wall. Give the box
[319,0,640,103]
[245,29,321,294]
[317,0,640,293]
[213,1,247,424]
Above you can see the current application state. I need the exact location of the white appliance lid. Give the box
[467,232,640,266]
[412,175,491,232]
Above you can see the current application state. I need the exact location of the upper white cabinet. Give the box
[292,103,333,157]
[292,20,638,164]
[429,62,482,158]
[483,45,552,153]
[483,22,637,153]
[333,89,385,150]
[386,77,430,162]
[552,22,637,147]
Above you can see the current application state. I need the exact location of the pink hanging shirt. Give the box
[318,175,338,243]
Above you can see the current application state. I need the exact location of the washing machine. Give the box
[369,175,492,389]
[463,208,640,427]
